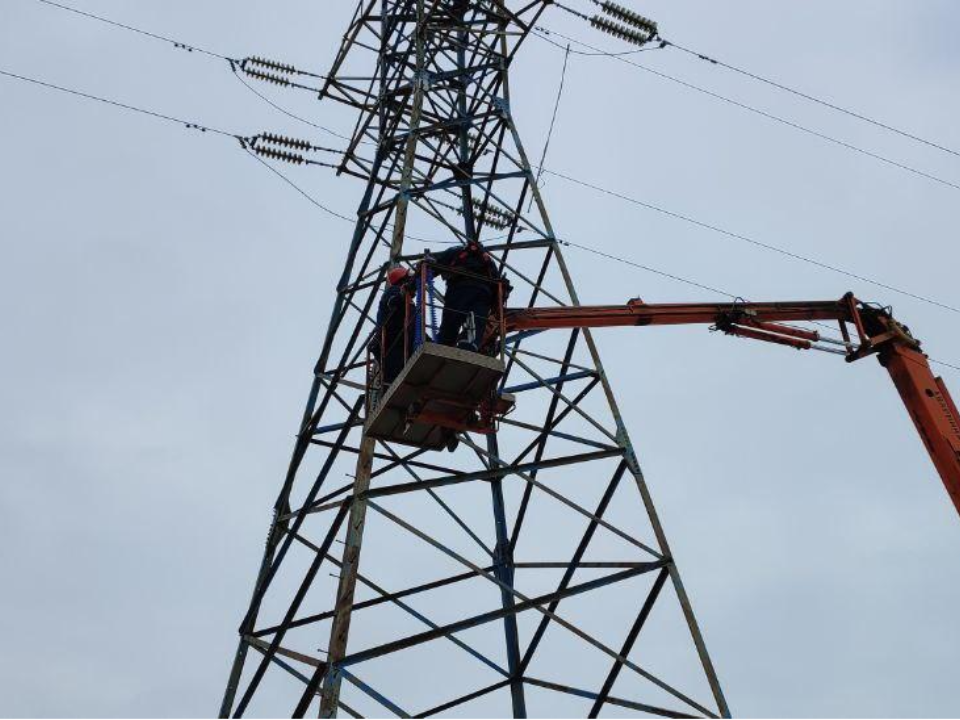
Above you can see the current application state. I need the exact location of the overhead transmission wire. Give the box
[0,64,359,223]
[528,43,571,211]
[531,32,958,352]
[660,40,960,161]
[558,238,732,298]
[534,53,959,359]
[542,167,960,315]
[27,0,353,141]
[252,152,893,356]
[174,99,960,377]
[34,0,960,295]
[534,17,960,356]
[558,0,960,160]
[31,0,231,59]
[535,20,960,193]
[529,5,960,315]
[522,48,956,359]
[0,53,731,280]
[0,62,457,248]
[48,0,956,293]
[17,0,960,367]
[0,67,237,137]
[229,66,351,140]
[4,62,958,374]
[244,146,456,245]
[34,0,960,312]
[534,2,960,370]
[243,148,356,224]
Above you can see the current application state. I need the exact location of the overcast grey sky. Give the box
[2,1,960,717]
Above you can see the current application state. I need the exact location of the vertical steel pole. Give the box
[388,0,427,262]
[319,2,428,716]
[487,434,527,717]
[319,437,376,717]
[471,12,526,715]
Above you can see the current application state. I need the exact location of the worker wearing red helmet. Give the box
[370,265,415,386]
[431,239,502,352]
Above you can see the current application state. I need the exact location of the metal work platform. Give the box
[364,342,505,450]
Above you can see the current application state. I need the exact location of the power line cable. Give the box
[0,67,239,137]
[2,65,336,204]
[244,147,355,224]
[931,359,960,372]
[535,12,960,359]
[542,167,960,315]
[9,62,949,331]
[550,2,960,161]
[253,139,960,372]
[661,39,960,161]
[528,44,571,211]
[533,26,960,194]
[0,63,459,247]
[31,0,232,59]
[230,65,354,142]
[6,61,956,373]
[559,238,735,298]
[18,9,956,313]
[21,2,960,359]
[30,0,353,141]
[245,148,459,246]
[32,0,330,82]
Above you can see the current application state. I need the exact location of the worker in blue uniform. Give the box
[370,266,414,386]
[431,240,502,352]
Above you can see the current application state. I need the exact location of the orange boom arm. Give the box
[502,293,960,517]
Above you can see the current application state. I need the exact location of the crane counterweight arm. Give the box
[500,293,960,518]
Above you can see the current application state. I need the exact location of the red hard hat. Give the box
[387,266,410,286]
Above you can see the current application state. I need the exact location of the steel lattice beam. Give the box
[220,1,729,717]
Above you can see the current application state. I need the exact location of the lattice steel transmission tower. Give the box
[220,1,729,717]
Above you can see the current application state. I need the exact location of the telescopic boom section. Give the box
[505,298,850,332]
[503,294,960,517]
[882,345,960,515]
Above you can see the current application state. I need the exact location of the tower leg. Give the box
[319,436,376,717]
[487,434,527,718]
